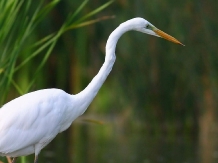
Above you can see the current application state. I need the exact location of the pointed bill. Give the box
[153,29,184,46]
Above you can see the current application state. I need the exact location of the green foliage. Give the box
[0,0,113,105]
[1,0,218,162]
[0,0,113,162]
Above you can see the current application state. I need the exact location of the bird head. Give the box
[128,18,184,46]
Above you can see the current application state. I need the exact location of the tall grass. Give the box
[0,0,113,163]
[0,0,113,105]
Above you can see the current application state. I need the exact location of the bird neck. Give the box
[74,22,131,115]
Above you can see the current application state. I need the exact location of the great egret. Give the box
[0,18,183,163]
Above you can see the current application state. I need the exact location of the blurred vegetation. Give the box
[1,0,218,163]
[0,0,113,103]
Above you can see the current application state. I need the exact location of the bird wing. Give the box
[0,89,68,155]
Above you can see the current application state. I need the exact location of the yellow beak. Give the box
[154,29,184,46]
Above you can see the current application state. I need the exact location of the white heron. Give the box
[0,18,183,163]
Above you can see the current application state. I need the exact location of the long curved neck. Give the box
[75,21,131,115]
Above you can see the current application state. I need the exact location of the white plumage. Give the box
[0,18,183,163]
[0,89,77,157]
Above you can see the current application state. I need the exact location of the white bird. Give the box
[0,18,183,163]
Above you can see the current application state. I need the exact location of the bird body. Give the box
[0,89,77,157]
[0,18,183,162]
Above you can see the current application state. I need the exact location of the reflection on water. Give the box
[73,125,198,163]
[39,118,213,163]
[1,119,218,163]
[87,133,197,163]
[68,118,218,163]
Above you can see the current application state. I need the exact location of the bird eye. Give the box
[146,24,150,29]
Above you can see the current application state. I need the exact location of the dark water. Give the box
[88,134,197,163]
[65,119,218,163]
[62,120,200,163]
[81,130,198,163]
[1,120,218,163]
